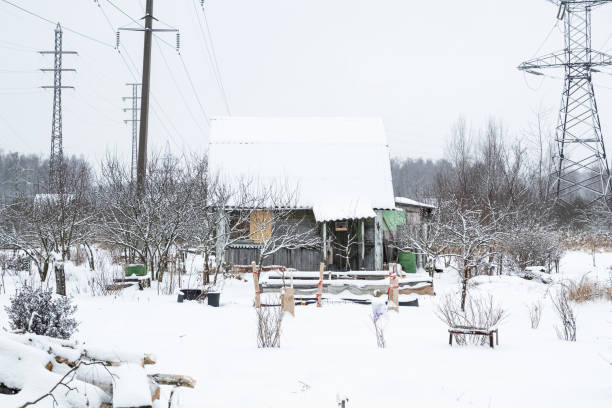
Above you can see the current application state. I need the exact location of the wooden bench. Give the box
[448,326,499,348]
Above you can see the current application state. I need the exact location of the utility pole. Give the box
[118,0,178,193]
[137,0,154,193]
[519,1,612,203]
[123,83,141,183]
[40,23,76,194]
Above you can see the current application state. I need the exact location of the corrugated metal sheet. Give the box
[208,117,396,213]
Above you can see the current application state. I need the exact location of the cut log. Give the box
[398,285,434,296]
[149,374,196,388]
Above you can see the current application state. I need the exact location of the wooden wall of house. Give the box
[223,210,383,271]
[225,246,322,271]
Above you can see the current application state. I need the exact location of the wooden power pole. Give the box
[136,0,154,193]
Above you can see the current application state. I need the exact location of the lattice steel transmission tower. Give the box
[123,83,141,183]
[519,0,612,202]
[40,23,76,194]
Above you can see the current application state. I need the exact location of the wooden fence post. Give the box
[388,268,399,312]
[282,287,295,316]
[317,262,324,307]
[252,262,261,308]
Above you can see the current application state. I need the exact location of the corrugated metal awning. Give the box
[312,198,376,222]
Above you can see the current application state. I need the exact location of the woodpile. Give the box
[0,331,195,408]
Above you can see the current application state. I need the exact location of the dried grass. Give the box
[568,275,610,303]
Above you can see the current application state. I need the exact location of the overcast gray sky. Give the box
[1,0,612,164]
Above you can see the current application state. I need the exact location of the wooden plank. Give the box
[252,262,261,308]
[317,262,324,307]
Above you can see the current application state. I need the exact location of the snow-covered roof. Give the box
[208,117,396,221]
[394,197,436,209]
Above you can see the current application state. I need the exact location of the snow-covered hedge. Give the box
[5,286,78,339]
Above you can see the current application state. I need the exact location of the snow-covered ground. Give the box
[1,250,611,407]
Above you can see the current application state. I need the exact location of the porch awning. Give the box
[312,198,376,222]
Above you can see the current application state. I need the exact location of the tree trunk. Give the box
[40,260,49,282]
[85,242,95,271]
[460,266,471,312]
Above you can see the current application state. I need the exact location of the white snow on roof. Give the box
[208,117,395,221]
[313,197,376,222]
[394,196,436,209]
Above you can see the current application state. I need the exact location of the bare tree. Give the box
[0,162,93,282]
[97,154,207,282]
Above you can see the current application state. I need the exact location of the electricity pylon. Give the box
[123,83,141,183]
[40,23,77,194]
[519,0,612,202]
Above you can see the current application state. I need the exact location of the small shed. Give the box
[208,117,396,271]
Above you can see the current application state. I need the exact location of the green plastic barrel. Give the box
[398,252,417,274]
[125,264,147,277]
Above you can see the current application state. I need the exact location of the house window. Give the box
[335,220,348,232]
[250,210,272,243]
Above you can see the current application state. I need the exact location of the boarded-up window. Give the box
[250,210,272,243]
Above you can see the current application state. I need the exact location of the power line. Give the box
[0,0,115,48]
[193,0,231,115]
[154,38,207,135]
[93,1,185,150]
[178,53,210,126]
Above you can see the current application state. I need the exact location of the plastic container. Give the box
[398,252,417,273]
[125,264,147,277]
[180,289,202,301]
[207,292,220,307]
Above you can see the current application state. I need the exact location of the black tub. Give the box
[207,292,220,307]
[180,289,203,301]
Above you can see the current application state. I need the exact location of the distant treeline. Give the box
[0,150,87,203]
[390,157,448,200]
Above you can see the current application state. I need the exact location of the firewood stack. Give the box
[0,331,195,408]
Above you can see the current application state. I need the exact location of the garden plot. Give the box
[0,250,611,408]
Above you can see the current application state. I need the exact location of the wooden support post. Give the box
[252,262,261,308]
[317,262,324,307]
[388,273,399,312]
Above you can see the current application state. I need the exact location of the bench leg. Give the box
[449,333,453,346]
[496,330,499,346]
[489,333,494,348]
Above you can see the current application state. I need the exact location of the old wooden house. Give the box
[208,117,430,271]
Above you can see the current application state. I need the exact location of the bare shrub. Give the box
[87,253,117,296]
[551,287,576,341]
[256,296,283,348]
[437,293,507,346]
[528,300,543,329]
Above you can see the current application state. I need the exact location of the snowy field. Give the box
[1,251,611,408]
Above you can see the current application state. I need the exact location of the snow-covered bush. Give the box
[502,228,562,273]
[256,296,283,348]
[437,293,506,346]
[5,286,78,339]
